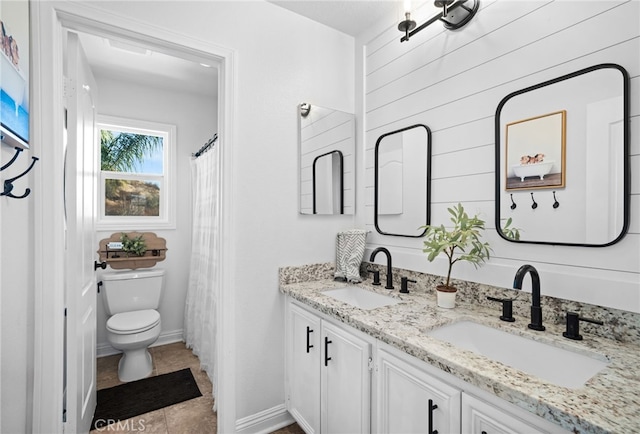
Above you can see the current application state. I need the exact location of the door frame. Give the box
[31,2,237,432]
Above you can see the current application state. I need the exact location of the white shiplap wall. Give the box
[362,0,640,312]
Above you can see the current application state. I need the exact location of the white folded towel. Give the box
[334,229,368,283]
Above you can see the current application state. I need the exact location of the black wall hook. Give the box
[1,147,23,171]
[510,194,517,210]
[1,151,39,199]
[552,191,560,209]
[530,192,537,209]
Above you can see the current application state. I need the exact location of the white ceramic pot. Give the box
[436,286,457,309]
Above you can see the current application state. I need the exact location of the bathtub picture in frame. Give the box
[0,0,30,149]
[504,110,566,191]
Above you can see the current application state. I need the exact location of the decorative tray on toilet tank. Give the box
[97,231,167,270]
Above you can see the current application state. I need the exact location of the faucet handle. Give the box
[562,311,603,340]
[487,296,515,322]
[400,277,416,294]
[368,269,381,286]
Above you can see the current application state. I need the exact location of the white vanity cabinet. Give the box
[287,302,321,433]
[374,345,461,434]
[286,297,572,434]
[286,301,373,434]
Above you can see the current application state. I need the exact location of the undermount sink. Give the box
[322,286,400,310]
[427,320,609,389]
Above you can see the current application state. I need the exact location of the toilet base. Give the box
[118,348,153,382]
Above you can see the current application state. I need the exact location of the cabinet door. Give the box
[375,346,461,434]
[462,393,549,434]
[288,303,322,434]
[321,321,372,434]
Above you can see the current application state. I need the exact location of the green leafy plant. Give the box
[120,233,147,257]
[101,130,162,172]
[501,217,521,240]
[421,203,492,289]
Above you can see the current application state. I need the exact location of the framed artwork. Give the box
[504,110,566,191]
[1,0,30,149]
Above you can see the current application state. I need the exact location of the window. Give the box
[97,115,176,230]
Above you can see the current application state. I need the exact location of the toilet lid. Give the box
[107,309,160,334]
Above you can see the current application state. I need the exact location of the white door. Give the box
[321,321,372,434]
[287,303,321,434]
[64,31,98,434]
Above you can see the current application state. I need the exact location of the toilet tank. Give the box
[101,269,165,316]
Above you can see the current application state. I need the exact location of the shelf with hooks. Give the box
[97,232,167,270]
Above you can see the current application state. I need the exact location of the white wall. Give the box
[92,75,217,353]
[2,0,355,429]
[0,145,35,433]
[72,0,356,426]
[360,1,640,311]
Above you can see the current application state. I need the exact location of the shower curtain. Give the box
[185,142,220,410]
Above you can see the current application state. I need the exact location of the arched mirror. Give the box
[495,64,629,246]
[312,150,343,214]
[299,103,355,215]
[375,124,431,237]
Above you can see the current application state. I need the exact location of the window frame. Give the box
[96,115,177,230]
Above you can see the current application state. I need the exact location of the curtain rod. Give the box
[193,133,218,158]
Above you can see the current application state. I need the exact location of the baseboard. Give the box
[235,404,295,434]
[152,329,185,348]
[96,329,184,358]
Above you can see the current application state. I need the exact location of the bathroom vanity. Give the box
[281,264,640,434]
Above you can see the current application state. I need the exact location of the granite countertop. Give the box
[280,273,640,434]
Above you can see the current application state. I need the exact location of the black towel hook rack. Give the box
[510,193,517,210]
[1,146,23,171]
[1,147,39,199]
[552,191,560,209]
[530,192,538,209]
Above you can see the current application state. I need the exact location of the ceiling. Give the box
[269,1,401,37]
[77,32,218,98]
[76,1,403,99]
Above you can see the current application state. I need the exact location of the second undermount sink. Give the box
[322,286,400,310]
[427,320,609,389]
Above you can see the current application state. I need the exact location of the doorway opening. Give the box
[32,4,235,432]
[69,26,220,431]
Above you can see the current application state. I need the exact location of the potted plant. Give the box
[121,233,147,257]
[421,203,491,308]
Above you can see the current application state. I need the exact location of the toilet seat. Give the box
[107,309,160,335]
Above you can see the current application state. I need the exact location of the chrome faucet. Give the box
[513,264,545,331]
[369,247,394,289]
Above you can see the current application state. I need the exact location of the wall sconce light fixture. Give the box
[300,103,311,118]
[398,0,479,42]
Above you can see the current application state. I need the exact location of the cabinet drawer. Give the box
[462,393,550,434]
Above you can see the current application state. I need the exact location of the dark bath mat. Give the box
[91,367,202,430]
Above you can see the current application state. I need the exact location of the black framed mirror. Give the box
[495,64,629,246]
[374,124,431,237]
[312,150,343,214]
[299,103,355,215]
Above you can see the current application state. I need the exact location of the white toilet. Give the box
[101,269,164,382]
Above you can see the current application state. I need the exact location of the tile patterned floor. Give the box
[93,342,303,434]
[92,342,216,433]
